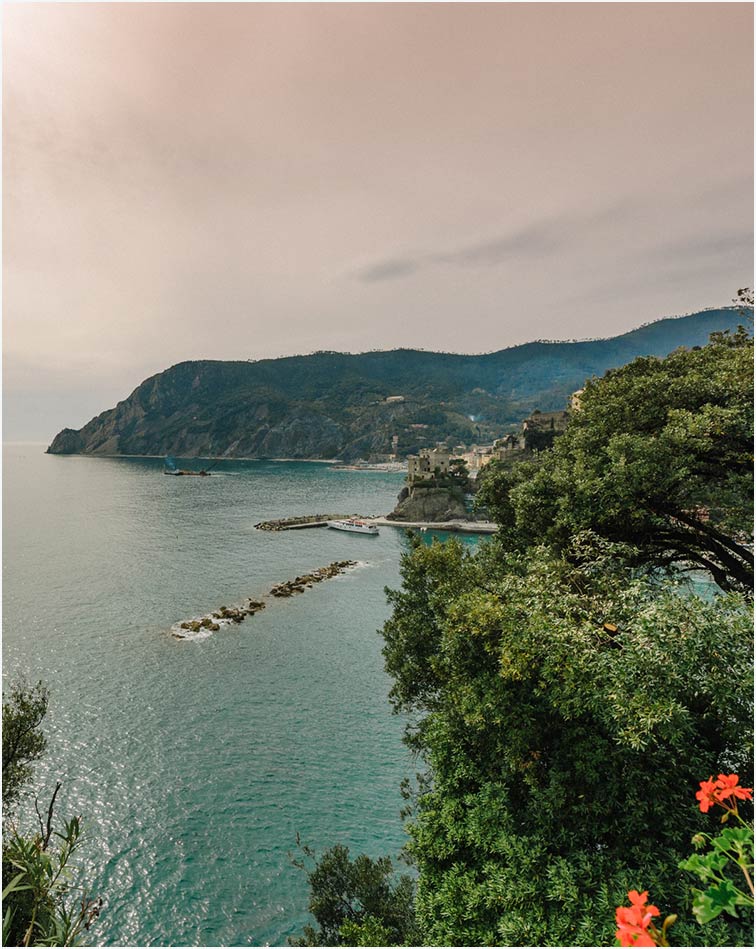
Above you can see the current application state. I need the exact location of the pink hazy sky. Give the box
[3,2,753,440]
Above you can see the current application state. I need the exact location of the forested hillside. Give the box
[47,308,746,460]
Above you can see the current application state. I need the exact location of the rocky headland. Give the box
[386,484,471,522]
[46,309,744,461]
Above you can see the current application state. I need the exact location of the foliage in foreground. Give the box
[684,776,754,928]
[615,775,754,946]
[289,842,418,946]
[381,534,753,945]
[2,684,49,813]
[2,683,100,947]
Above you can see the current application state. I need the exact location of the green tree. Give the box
[477,328,754,593]
[291,842,418,946]
[2,683,100,947]
[381,534,753,946]
[2,682,49,813]
[447,458,470,490]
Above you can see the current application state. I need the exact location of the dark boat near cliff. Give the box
[163,469,211,476]
[164,457,211,476]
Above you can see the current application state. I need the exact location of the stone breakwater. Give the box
[269,560,357,597]
[255,514,359,531]
[171,560,359,640]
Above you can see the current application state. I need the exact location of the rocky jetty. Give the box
[255,515,356,531]
[269,561,356,597]
[172,598,267,640]
[171,562,358,640]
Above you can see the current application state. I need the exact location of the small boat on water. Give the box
[164,457,211,476]
[326,518,379,535]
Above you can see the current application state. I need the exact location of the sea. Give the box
[2,445,477,947]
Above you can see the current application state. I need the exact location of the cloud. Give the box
[353,208,614,283]
[358,258,421,282]
[432,224,561,266]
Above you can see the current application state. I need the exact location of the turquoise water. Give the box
[2,446,437,946]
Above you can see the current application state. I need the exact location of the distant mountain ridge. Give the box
[47,308,750,461]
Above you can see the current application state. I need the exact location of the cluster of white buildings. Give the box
[406,445,497,483]
[406,448,452,482]
[406,406,575,484]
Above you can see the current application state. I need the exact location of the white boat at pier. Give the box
[326,518,379,535]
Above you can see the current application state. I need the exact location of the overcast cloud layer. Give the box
[3,2,753,440]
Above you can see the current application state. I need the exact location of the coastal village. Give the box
[339,390,583,479]
[377,395,583,525]
[257,396,583,533]
[335,409,566,474]
[405,403,575,481]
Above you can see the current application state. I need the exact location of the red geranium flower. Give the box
[615,890,659,947]
[713,774,753,806]
[696,777,719,813]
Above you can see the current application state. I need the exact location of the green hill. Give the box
[47,308,750,460]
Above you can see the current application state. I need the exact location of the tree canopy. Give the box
[376,328,754,944]
[295,323,754,947]
[2,681,49,812]
[477,328,754,593]
[290,843,418,947]
[381,534,753,945]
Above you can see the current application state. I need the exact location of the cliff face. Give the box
[47,308,748,460]
[386,485,471,522]
[47,428,84,454]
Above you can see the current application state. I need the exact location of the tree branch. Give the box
[42,781,62,849]
[662,506,753,566]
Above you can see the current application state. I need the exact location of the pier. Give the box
[370,517,498,534]
[255,514,498,534]
[254,514,358,531]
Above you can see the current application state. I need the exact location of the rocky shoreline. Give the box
[171,560,359,640]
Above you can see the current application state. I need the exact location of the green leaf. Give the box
[679,851,728,880]
[713,826,753,851]
[1,873,31,899]
[691,880,741,924]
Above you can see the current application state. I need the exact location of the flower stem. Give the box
[740,862,754,897]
